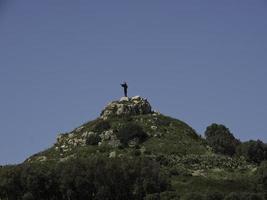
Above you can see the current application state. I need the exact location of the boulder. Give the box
[120,97,130,102]
[100,96,152,119]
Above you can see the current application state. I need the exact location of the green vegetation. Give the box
[205,124,240,156]
[1,100,267,199]
[116,122,148,146]
[236,140,267,164]
[0,157,169,200]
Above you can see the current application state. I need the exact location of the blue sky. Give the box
[0,0,267,164]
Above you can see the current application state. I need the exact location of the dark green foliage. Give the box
[223,193,264,200]
[0,165,23,200]
[256,161,267,192]
[144,193,160,200]
[224,192,241,200]
[144,192,180,200]
[239,193,264,200]
[20,162,60,200]
[0,157,170,200]
[116,122,148,145]
[22,192,34,200]
[183,192,205,200]
[205,124,240,156]
[236,140,267,164]
[91,119,111,132]
[206,191,224,200]
[86,133,101,145]
[160,191,180,200]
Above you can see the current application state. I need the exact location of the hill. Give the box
[0,96,266,200]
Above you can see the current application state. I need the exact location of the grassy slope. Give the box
[25,113,258,196]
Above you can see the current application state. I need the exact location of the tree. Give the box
[256,161,267,192]
[224,192,241,200]
[116,122,148,146]
[236,140,267,164]
[206,191,224,200]
[205,123,240,156]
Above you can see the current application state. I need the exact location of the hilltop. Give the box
[0,96,266,200]
[26,96,208,163]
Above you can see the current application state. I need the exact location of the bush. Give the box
[206,191,224,200]
[22,192,34,200]
[256,161,267,192]
[144,193,160,200]
[183,192,204,200]
[92,120,111,132]
[240,193,264,200]
[224,192,241,200]
[236,140,267,164]
[160,191,180,200]
[205,124,240,156]
[116,122,148,145]
[86,133,101,145]
[0,157,169,200]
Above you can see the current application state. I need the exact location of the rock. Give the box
[75,126,84,132]
[109,151,116,158]
[68,133,75,139]
[56,133,65,143]
[82,131,94,138]
[37,156,47,162]
[128,138,139,148]
[120,97,130,102]
[108,139,121,148]
[100,130,114,141]
[100,96,152,119]
[131,95,141,100]
[140,146,146,154]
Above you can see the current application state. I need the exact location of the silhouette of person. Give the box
[121,81,128,97]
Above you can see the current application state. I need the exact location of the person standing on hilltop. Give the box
[121,81,128,97]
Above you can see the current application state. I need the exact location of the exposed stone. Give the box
[75,126,84,132]
[37,156,47,162]
[100,96,152,119]
[140,146,146,154]
[108,139,121,148]
[128,138,139,148]
[109,151,116,158]
[100,130,114,141]
[56,133,65,143]
[131,95,141,100]
[120,97,130,102]
[68,133,75,138]
[82,131,94,138]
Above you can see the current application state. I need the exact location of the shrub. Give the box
[205,124,240,156]
[116,122,148,145]
[256,161,267,192]
[206,191,224,200]
[22,192,34,200]
[91,119,111,132]
[240,193,264,200]
[183,192,204,200]
[224,192,241,200]
[86,133,101,145]
[160,191,180,200]
[0,157,169,200]
[144,193,160,200]
[236,140,267,164]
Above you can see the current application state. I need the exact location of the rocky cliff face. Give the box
[100,96,152,120]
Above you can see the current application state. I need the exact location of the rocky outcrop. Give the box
[100,96,152,120]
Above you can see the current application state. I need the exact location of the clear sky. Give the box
[1,0,267,165]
